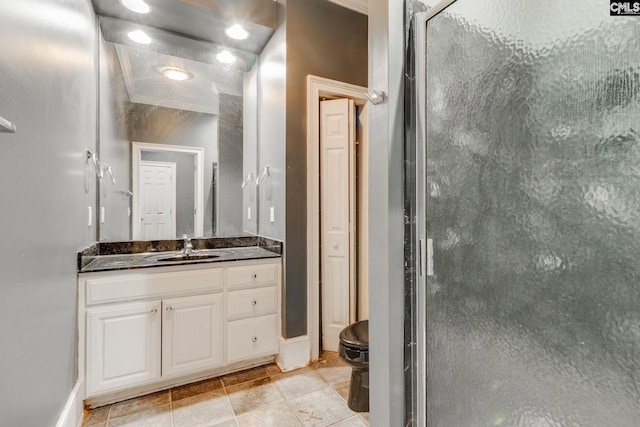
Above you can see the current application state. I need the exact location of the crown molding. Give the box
[327,0,368,15]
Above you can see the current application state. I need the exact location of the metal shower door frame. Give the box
[414,2,458,426]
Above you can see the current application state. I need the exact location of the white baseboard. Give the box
[55,379,84,427]
[277,335,310,372]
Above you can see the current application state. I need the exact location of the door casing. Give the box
[306,75,369,361]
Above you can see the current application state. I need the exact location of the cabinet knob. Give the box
[252,273,258,279]
[252,300,258,306]
[252,336,258,343]
[333,242,339,249]
[150,308,158,314]
[166,306,173,312]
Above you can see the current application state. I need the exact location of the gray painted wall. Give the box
[217,93,244,236]
[243,64,259,235]
[0,0,97,425]
[257,0,287,243]
[99,37,132,241]
[141,151,195,237]
[129,104,219,236]
[283,0,368,338]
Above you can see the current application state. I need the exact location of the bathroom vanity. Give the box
[77,238,282,407]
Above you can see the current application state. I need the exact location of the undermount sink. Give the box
[154,253,222,262]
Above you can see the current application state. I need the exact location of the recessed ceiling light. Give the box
[121,0,151,14]
[127,30,151,44]
[216,50,236,64]
[225,24,249,40]
[161,67,192,81]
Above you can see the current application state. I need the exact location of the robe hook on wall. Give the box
[257,165,271,184]
[103,163,116,185]
[241,171,255,189]
[86,149,103,178]
[0,115,16,133]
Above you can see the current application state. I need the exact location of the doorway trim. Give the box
[307,75,368,361]
[132,142,204,239]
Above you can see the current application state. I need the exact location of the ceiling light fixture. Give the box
[121,0,151,14]
[216,50,236,64]
[127,29,151,44]
[161,67,192,81]
[225,24,249,40]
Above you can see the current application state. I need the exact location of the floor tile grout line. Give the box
[105,404,111,427]
[282,391,307,427]
[87,358,360,427]
[219,372,242,422]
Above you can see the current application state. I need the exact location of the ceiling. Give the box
[94,1,273,113]
[92,0,276,54]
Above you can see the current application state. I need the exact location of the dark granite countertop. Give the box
[78,236,282,273]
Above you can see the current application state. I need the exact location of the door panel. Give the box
[162,294,223,378]
[423,0,640,425]
[140,161,176,240]
[87,301,161,395]
[321,98,355,351]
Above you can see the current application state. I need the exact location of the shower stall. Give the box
[410,0,640,425]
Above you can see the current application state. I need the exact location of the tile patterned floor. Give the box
[81,352,369,427]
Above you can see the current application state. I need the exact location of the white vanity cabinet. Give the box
[87,300,161,395]
[161,293,224,378]
[79,258,281,403]
[226,264,279,362]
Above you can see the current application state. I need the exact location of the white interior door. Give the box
[357,103,369,321]
[139,161,176,240]
[320,98,355,352]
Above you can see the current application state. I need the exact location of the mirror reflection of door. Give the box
[140,161,176,240]
[132,142,204,240]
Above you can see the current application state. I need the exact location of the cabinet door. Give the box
[87,301,161,395]
[162,294,224,378]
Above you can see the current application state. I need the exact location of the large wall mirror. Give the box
[93,0,275,241]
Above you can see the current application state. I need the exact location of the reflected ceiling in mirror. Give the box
[92,0,276,53]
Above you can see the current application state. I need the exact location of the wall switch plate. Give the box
[100,207,105,224]
[247,207,252,220]
[88,206,93,227]
[270,206,275,223]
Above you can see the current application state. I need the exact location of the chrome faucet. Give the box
[182,235,195,255]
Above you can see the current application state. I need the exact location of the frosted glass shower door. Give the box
[421,0,640,425]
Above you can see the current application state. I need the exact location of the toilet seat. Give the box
[339,319,369,351]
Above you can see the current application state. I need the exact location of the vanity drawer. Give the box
[227,286,278,320]
[226,314,278,362]
[86,268,223,305]
[226,264,278,289]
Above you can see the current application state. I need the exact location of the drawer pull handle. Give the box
[150,308,158,314]
[252,300,258,306]
[252,336,258,343]
[252,273,258,279]
[166,306,173,312]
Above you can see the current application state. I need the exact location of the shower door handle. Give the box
[419,239,433,277]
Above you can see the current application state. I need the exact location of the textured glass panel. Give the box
[426,1,640,425]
